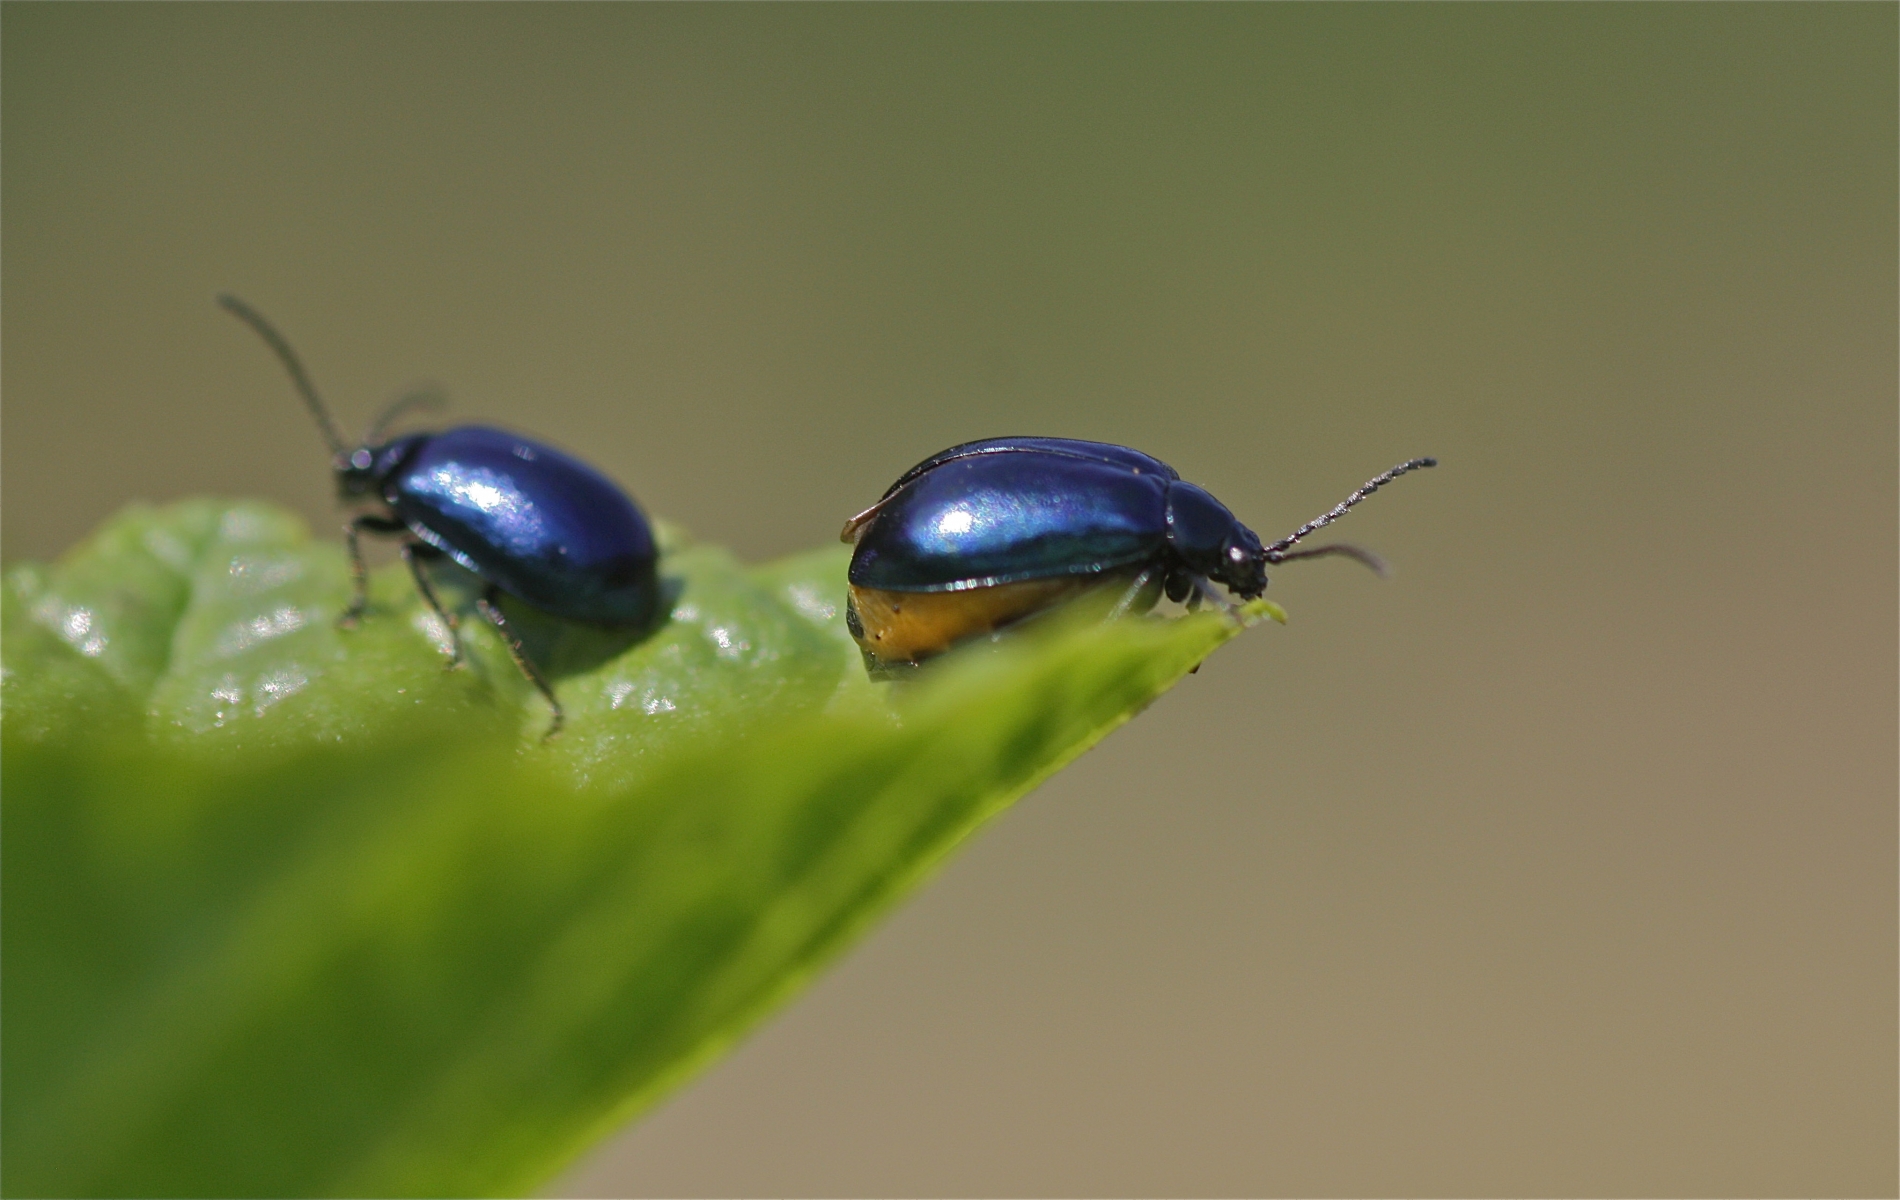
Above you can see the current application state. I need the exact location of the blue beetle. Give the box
[219,295,658,734]
[840,437,1433,668]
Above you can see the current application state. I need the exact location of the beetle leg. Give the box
[476,587,564,740]
[340,514,408,628]
[1105,566,1159,622]
[1191,575,1244,624]
[400,541,463,666]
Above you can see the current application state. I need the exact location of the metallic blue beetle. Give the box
[840,437,1433,668]
[220,295,658,734]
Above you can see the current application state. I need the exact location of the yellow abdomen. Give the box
[847,577,1095,664]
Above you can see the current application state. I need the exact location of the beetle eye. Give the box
[350,449,373,471]
[1228,545,1246,561]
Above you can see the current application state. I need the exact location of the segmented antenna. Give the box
[1263,457,1436,561]
[217,293,348,457]
[1267,542,1390,577]
[366,386,447,445]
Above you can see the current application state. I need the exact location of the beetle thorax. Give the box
[1164,481,1267,598]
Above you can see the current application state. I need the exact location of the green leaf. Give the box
[3,499,1277,1197]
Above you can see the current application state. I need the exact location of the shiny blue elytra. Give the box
[368,426,657,624]
[840,437,1434,667]
[220,295,658,734]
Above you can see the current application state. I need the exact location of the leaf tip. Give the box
[1241,599,1289,625]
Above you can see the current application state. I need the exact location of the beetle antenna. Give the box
[217,293,348,457]
[1270,542,1390,576]
[1263,457,1436,561]
[366,385,447,445]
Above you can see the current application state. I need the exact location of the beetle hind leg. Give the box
[476,587,565,740]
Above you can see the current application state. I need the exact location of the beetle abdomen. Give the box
[849,452,1169,592]
[847,577,1106,663]
[391,426,658,625]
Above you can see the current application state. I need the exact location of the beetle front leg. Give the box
[340,514,407,628]
[400,541,463,667]
[1190,575,1244,625]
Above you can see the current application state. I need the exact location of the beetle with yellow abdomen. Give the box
[841,436,1435,673]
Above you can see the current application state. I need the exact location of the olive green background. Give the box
[4,4,1893,1195]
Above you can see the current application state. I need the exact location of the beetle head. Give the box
[1212,526,1269,599]
[334,446,380,499]
[333,435,426,502]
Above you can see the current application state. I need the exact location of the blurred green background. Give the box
[4,4,1893,1195]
